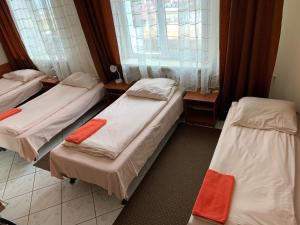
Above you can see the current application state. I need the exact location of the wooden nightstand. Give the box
[104,81,132,103]
[184,91,219,127]
[41,76,59,91]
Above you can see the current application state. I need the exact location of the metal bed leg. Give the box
[69,178,77,184]
[121,199,128,205]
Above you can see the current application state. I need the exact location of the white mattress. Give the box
[0,78,23,96]
[64,92,171,159]
[50,90,183,199]
[0,76,46,112]
[0,83,105,161]
[188,103,299,225]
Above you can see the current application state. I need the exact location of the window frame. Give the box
[121,0,183,62]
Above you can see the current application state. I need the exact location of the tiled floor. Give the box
[0,150,123,225]
[0,103,123,225]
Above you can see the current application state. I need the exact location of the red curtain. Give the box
[0,1,36,70]
[74,0,121,83]
[219,0,284,117]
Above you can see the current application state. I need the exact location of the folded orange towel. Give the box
[66,119,107,144]
[0,108,22,121]
[192,169,235,225]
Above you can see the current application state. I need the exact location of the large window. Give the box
[124,0,204,61]
[111,0,220,92]
[7,0,96,80]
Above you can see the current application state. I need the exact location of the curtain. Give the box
[111,0,220,92]
[7,0,96,80]
[220,0,284,116]
[73,0,121,83]
[0,0,36,70]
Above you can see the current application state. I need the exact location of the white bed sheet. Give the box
[0,83,105,161]
[188,103,299,225]
[50,90,183,199]
[0,78,23,96]
[0,84,88,135]
[64,92,171,159]
[0,75,46,112]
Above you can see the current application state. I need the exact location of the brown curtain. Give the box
[219,0,284,117]
[0,0,36,70]
[74,0,121,83]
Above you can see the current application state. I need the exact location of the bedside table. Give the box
[104,81,132,103]
[41,76,59,91]
[184,91,219,127]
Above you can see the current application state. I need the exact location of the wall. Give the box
[270,0,300,112]
[0,42,8,65]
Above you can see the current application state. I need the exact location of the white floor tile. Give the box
[1,192,32,220]
[28,205,61,225]
[0,151,14,167]
[34,170,61,190]
[3,174,34,199]
[13,216,29,225]
[96,209,122,225]
[13,153,26,163]
[79,218,97,225]
[93,190,122,216]
[0,181,6,198]
[0,164,11,183]
[30,183,61,213]
[62,194,95,225]
[9,159,35,180]
[62,180,91,202]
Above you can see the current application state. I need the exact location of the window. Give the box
[7,0,96,80]
[111,0,219,91]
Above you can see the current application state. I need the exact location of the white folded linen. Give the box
[64,90,176,159]
[0,84,88,135]
[0,78,24,96]
[61,72,99,90]
[3,69,43,82]
[232,97,298,134]
[126,78,176,100]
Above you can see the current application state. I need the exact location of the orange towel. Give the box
[192,169,235,225]
[66,119,107,144]
[0,108,22,121]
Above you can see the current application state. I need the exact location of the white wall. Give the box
[270,0,300,112]
[0,42,8,65]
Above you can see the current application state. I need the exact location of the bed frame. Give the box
[69,119,181,204]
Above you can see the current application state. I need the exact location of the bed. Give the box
[0,72,105,161]
[50,78,183,200]
[188,99,299,225]
[0,70,46,112]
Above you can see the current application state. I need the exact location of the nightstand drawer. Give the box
[184,100,214,111]
[185,108,216,126]
[108,89,127,95]
[183,91,219,127]
[41,76,59,91]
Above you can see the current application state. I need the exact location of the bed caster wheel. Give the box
[121,199,128,205]
[69,178,77,184]
[0,147,6,152]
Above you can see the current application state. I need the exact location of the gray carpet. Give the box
[113,123,221,225]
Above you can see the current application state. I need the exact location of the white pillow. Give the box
[3,69,43,82]
[232,97,298,134]
[61,72,99,90]
[126,78,176,101]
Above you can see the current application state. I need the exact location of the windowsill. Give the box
[122,58,206,69]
